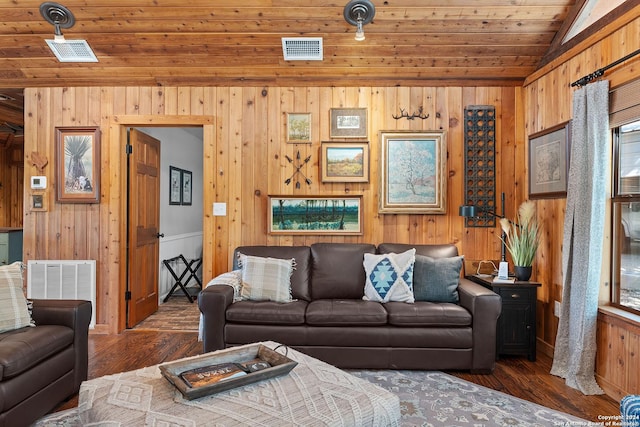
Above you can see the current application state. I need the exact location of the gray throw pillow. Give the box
[413,254,463,303]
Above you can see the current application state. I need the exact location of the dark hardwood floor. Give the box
[55,330,619,422]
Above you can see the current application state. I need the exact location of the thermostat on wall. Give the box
[30,176,47,189]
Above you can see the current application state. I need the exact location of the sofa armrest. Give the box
[198,285,235,352]
[458,278,502,373]
[30,299,92,389]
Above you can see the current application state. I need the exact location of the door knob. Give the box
[156,233,165,238]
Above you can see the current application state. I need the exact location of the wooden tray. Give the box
[159,343,298,400]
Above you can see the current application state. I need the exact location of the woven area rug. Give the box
[349,370,588,426]
[36,369,587,426]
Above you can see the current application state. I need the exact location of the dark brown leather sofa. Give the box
[0,299,91,427]
[199,243,501,373]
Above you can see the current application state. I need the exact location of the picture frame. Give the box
[169,166,182,205]
[528,121,571,199]
[379,130,447,214]
[268,195,363,235]
[286,113,312,143]
[182,169,192,205]
[330,108,367,138]
[320,141,369,183]
[55,126,101,203]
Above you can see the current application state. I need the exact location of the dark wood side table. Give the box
[466,275,541,361]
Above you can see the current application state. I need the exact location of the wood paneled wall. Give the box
[0,145,24,228]
[596,309,640,400]
[524,11,640,397]
[22,85,525,334]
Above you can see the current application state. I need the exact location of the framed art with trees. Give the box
[378,130,447,214]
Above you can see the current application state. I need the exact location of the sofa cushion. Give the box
[238,254,294,303]
[0,262,34,334]
[378,243,459,258]
[363,249,416,303]
[0,324,73,380]
[310,243,376,300]
[306,300,388,326]
[226,300,307,325]
[413,254,464,303]
[234,246,312,301]
[384,301,471,327]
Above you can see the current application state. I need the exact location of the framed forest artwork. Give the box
[268,196,363,235]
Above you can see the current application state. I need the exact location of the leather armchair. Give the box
[0,299,91,427]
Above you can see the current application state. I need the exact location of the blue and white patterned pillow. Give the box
[363,249,416,303]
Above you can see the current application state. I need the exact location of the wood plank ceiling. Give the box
[0,0,580,146]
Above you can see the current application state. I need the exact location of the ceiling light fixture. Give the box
[343,0,375,42]
[40,2,74,43]
[39,2,98,62]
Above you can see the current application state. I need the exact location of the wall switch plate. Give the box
[31,193,46,211]
[213,202,227,216]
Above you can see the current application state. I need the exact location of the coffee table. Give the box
[75,341,400,426]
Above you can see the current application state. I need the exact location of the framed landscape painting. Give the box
[330,108,367,138]
[268,196,363,235]
[320,141,369,183]
[379,130,447,214]
[286,112,312,143]
[55,126,100,203]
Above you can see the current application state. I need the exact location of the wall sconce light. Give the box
[343,0,375,42]
[459,192,510,279]
[459,192,507,262]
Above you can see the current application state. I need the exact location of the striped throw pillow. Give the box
[0,262,34,333]
[238,254,295,303]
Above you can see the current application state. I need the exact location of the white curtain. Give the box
[550,80,609,395]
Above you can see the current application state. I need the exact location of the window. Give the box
[612,120,640,315]
[562,0,626,44]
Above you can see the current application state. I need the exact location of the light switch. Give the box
[213,203,227,216]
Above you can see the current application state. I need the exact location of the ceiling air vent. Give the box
[45,39,98,63]
[282,37,323,61]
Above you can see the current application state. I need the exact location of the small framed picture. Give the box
[169,166,182,205]
[286,113,312,143]
[182,169,192,206]
[528,121,571,199]
[55,126,101,203]
[320,141,369,183]
[330,108,367,138]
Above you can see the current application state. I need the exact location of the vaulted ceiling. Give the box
[2,0,580,89]
[0,0,630,147]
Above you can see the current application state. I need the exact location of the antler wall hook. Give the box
[284,150,312,189]
[392,106,430,120]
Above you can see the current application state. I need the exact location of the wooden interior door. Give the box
[127,129,161,327]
